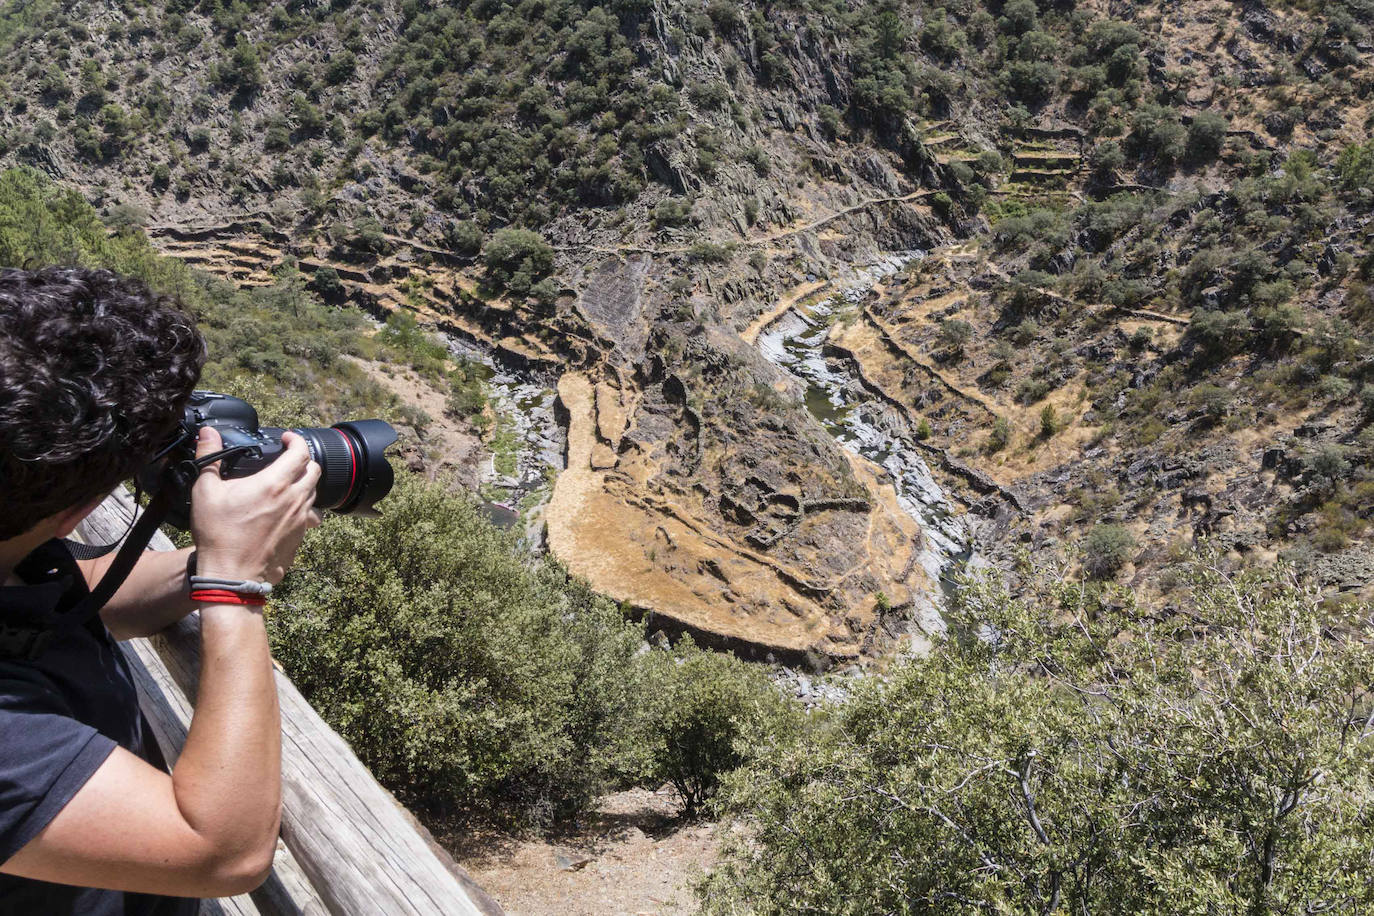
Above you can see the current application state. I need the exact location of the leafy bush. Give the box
[687,240,733,263]
[1188,308,1252,363]
[377,310,449,372]
[1128,104,1186,165]
[1186,111,1228,163]
[1088,140,1126,180]
[1004,60,1060,105]
[337,216,391,256]
[986,415,1011,452]
[1039,403,1059,437]
[446,361,489,419]
[270,473,650,822]
[937,318,973,357]
[637,639,796,814]
[445,220,484,256]
[1081,523,1134,579]
[1189,383,1233,424]
[1336,140,1374,203]
[483,228,554,297]
[652,198,694,229]
[701,565,1374,914]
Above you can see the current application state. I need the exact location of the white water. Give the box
[755,253,978,629]
[444,338,564,542]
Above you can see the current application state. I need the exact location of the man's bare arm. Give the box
[82,547,197,640]
[0,603,281,897]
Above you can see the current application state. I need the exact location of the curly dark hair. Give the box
[0,267,206,540]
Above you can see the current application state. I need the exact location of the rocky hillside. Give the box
[2,0,1372,659]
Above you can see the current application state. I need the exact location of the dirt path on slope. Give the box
[739,279,830,345]
[554,189,937,256]
[452,789,720,916]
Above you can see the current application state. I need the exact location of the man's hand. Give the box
[190,427,322,584]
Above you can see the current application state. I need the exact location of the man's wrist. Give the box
[192,553,263,583]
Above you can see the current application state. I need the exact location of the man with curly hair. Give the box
[0,267,321,913]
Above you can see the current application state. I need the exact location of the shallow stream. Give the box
[755,254,977,611]
[445,338,563,543]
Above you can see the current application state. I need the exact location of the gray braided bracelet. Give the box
[188,575,274,597]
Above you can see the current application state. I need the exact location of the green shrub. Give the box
[1189,384,1233,423]
[446,361,489,419]
[1088,140,1126,180]
[270,473,650,822]
[483,228,554,297]
[337,216,391,255]
[937,318,973,357]
[309,265,344,300]
[446,220,484,255]
[1188,309,1251,362]
[687,240,733,263]
[1336,140,1374,204]
[638,639,795,814]
[652,198,694,229]
[378,310,449,370]
[1186,111,1228,163]
[1004,59,1060,105]
[1129,104,1186,165]
[701,565,1374,914]
[1081,523,1134,579]
[1039,403,1059,437]
[986,415,1011,453]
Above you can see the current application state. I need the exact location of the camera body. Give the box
[142,391,398,529]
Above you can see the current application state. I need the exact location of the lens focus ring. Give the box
[298,428,356,510]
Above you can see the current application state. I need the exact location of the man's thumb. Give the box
[195,426,224,476]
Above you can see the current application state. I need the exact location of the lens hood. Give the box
[330,419,399,515]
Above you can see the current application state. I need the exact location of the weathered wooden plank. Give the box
[77,489,504,916]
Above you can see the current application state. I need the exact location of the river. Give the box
[755,254,977,616]
[444,338,564,543]
[438,253,977,638]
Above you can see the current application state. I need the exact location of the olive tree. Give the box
[269,473,650,823]
[701,562,1374,914]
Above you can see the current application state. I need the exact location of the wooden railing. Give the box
[75,489,504,916]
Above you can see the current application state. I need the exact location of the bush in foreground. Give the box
[269,473,649,822]
[637,639,798,814]
[701,564,1374,914]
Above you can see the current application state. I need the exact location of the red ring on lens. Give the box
[341,429,359,503]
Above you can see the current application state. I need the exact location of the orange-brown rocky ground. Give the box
[545,371,934,659]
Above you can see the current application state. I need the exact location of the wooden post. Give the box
[75,489,503,916]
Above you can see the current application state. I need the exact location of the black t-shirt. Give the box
[0,540,196,915]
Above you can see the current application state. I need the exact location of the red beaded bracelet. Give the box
[189,588,267,607]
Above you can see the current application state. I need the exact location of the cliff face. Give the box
[3,0,1372,656]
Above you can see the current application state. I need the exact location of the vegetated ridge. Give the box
[1,0,1373,655]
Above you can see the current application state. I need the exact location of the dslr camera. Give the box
[141,391,398,529]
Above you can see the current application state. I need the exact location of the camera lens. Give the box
[293,420,398,515]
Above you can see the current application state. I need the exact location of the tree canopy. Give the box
[702,562,1374,914]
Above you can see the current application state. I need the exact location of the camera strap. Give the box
[0,491,173,662]
[60,490,174,631]
[61,495,140,561]
[59,446,254,632]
